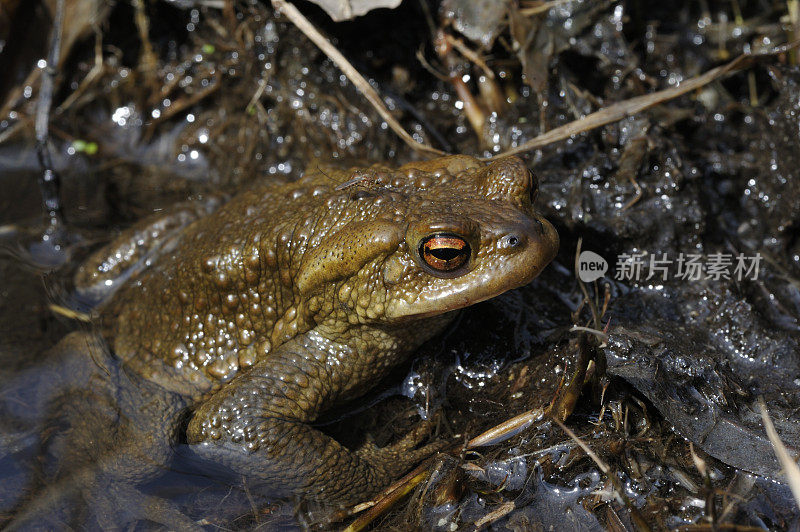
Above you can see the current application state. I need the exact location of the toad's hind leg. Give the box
[5,332,196,530]
[187,332,447,506]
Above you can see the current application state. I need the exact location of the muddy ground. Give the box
[1,0,800,529]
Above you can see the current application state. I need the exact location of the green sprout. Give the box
[71,139,99,155]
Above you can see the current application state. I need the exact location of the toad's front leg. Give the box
[186,331,444,506]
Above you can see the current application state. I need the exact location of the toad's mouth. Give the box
[385,268,537,321]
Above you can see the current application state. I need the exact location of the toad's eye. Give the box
[419,233,470,273]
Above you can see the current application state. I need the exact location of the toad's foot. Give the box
[6,469,199,531]
[353,420,450,498]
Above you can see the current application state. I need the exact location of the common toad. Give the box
[17,155,558,519]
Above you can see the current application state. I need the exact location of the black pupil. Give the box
[430,247,463,261]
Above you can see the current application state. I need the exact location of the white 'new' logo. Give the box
[578,251,608,282]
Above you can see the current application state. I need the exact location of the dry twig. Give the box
[519,0,575,17]
[444,33,494,79]
[758,398,800,508]
[342,464,432,532]
[491,40,800,159]
[553,418,652,532]
[271,0,444,156]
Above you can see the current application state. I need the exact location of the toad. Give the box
[13,155,558,521]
